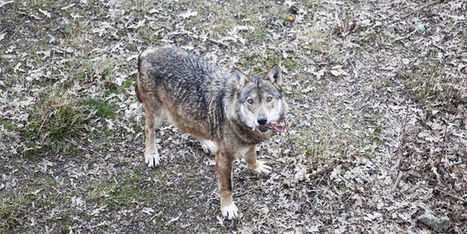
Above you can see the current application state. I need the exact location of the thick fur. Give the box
[136,46,286,219]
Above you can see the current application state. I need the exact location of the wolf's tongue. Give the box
[267,123,285,132]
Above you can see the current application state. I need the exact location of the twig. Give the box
[324,102,342,130]
[391,105,408,191]
[310,163,334,177]
[391,171,404,191]
[436,188,466,203]
[432,42,446,52]
[400,0,442,19]
[208,38,229,48]
[441,125,448,159]
[394,29,417,42]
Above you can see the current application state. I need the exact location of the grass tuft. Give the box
[0,119,16,132]
[82,98,118,119]
[21,89,87,157]
[0,197,29,232]
[88,171,154,211]
[403,64,466,111]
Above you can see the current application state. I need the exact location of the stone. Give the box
[417,211,451,232]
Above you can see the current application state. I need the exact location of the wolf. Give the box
[136,46,287,219]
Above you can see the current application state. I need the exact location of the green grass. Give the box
[19,87,126,158]
[0,169,169,232]
[82,98,118,119]
[122,77,134,89]
[21,89,87,157]
[0,176,63,233]
[86,169,168,227]
[93,174,147,211]
[0,197,30,232]
[251,27,268,42]
[286,104,381,166]
[242,50,298,75]
[75,56,119,83]
[0,119,16,132]
[402,64,465,110]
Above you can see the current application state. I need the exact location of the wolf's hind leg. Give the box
[245,145,271,175]
[143,98,165,168]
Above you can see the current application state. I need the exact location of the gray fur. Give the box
[136,46,287,219]
[138,46,285,144]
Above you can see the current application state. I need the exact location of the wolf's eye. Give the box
[247,98,254,104]
[266,96,273,102]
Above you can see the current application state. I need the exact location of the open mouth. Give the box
[256,122,286,133]
[257,126,268,133]
[266,122,286,132]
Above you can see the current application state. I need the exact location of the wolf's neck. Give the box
[228,119,265,145]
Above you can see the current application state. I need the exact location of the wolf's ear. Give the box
[233,67,250,87]
[266,64,282,88]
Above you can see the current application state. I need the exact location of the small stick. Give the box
[209,38,229,48]
[394,29,417,42]
[391,171,404,191]
[436,188,466,203]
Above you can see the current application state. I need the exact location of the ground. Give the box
[0,0,466,232]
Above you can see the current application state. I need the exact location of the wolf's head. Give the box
[234,65,287,136]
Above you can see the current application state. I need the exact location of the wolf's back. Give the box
[137,46,232,136]
[138,46,223,92]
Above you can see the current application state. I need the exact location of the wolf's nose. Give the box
[257,117,267,125]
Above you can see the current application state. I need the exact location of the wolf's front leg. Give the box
[245,145,271,174]
[215,150,238,219]
[144,117,159,167]
[143,103,163,167]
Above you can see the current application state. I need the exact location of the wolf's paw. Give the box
[252,160,272,175]
[201,140,217,154]
[221,203,238,220]
[145,151,160,168]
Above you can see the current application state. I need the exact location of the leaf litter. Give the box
[0,0,465,233]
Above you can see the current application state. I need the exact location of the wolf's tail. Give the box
[135,53,143,103]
